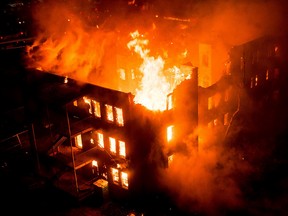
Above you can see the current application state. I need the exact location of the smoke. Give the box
[25,0,121,88]
[159,124,255,215]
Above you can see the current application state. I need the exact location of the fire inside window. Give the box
[83,96,92,114]
[75,134,83,149]
[115,107,124,126]
[105,104,114,122]
[119,141,126,158]
[121,172,129,189]
[92,160,98,167]
[111,168,119,184]
[109,137,116,154]
[92,100,101,118]
[167,125,174,142]
[167,94,173,110]
[97,132,104,148]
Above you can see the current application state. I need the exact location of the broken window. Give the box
[105,104,114,122]
[109,137,116,154]
[121,172,129,189]
[75,134,83,149]
[167,125,174,142]
[115,107,124,126]
[119,141,126,158]
[92,100,101,118]
[111,168,119,184]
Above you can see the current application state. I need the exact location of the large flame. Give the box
[127,31,185,111]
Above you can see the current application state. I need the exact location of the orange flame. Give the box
[127,31,171,111]
[127,31,190,111]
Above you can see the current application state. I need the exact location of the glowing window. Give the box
[73,100,78,106]
[121,172,129,189]
[119,141,126,158]
[75,134,83,149]
[92,100,101,118]
[90,138,94,144]
[111,168,119,184]
[119,68,126,80]
[109,137,116,154]
[266,70,269,80]
[97,132,104,148]
[255,75,258,87]
[92,160,98,167]
[105,104,114,122]
[115,107,124,126]
[167,94,173,110]
[83,96,92,114]
[167,125,174,142]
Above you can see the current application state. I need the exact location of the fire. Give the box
[127,31,171,111]
[127,31,190,111]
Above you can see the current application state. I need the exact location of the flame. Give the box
[127,31,190,111]
[127,31,171,111]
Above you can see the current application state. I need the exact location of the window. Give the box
[255,75,258,87]
[92,160,98,167]
[119,141,126,158]
[92,100,101,118]
[111,168,119,184]
[97,132,104,148]
[75,134,83,149]
[73,100,78,106]
[115,107,124,126]
[167,125,174,142]
[121,172,129,189]
[109,137,116,154]
[167,94,173,110]
[266,69,269,80]
[105,104,114,122]
[83,96,92,114]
